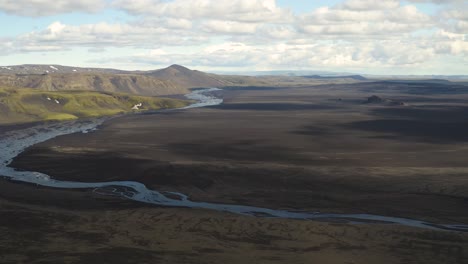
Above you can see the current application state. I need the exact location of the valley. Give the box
[2,78,468,263]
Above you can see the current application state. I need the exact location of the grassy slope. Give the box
[0,87,190,124]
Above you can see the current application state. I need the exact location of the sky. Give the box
[0,0,467,75]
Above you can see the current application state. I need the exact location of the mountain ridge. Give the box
[0,64,232,96]
[0,64,386,96]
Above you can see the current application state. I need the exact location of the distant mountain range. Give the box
[0,64,225,96]
[212,70,468,81]
[303,75,367,81]
[2,64,465,97]
[0,64,374,96]
[0,64,125,75]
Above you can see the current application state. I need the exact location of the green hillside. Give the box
[0,87,191,125]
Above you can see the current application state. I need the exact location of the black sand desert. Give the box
[2,81,468,263]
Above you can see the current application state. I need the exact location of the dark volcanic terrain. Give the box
[11,82,468,220]
[4,80,468,263]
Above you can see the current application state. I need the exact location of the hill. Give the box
[0,87,190,125]
[146,64,228,89]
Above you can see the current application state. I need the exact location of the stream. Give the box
[1,88,467,232]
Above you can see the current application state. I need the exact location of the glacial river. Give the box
[1,88,467,232]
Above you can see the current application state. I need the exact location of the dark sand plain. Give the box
[4,81,468,263]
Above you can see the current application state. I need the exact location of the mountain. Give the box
[146,64,228,89]
[0,64,226,96]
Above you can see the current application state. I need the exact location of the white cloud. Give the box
[13,21,205,51]
[433,30,468,55]
[164,18,193,30]
[443,9,468,21]
[340,0,399,10]
[0,0,106,16]
[257,25,297,39]
[1,0,466,74]
[406,0,466,4]
[437,2,468,34]
[297,4,432,36]
[201,20,258,34]
[99,38,441,72]
[113,0,293,23]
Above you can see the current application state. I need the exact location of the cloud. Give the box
[436,2,468,34]
[340,0,399,10]
[432,30,468,55]
[297,4,432,36]
[406,0,466,4]
[201,20,258,34]
[1,0,466,74]
[0,0,106,17]
[113,0,293,23]
[442,9,468,21]
[13,21,205,51]
[164,18,193,30]
[256,25,297,39]
[98,38,440,72]
[0,39,14,56]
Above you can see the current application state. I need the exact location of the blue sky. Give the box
[0,0,466,74]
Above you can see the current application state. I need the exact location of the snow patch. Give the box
[54,99,60,104]
[49,65,59,71]
[46,97,51,101]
